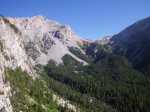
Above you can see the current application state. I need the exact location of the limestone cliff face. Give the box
[0,15,89,71]
[0,16,89,112]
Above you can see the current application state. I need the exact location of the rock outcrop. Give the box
[0,15,89,112]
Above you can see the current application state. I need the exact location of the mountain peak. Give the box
[0,16,88,68]
[0,16,90,111]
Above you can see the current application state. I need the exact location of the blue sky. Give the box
[0,0,150,39]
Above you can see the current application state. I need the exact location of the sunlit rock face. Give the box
[0,16,90,112]
[0,16,89,71]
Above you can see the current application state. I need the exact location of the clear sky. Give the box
[0,0,150,39]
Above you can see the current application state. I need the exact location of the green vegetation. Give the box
[40,66,114,112]
[5,44,150,112]
[68,47,91,62]
[5,68,59,112]
[41,53,150,112]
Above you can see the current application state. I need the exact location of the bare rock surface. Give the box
[0,16,89,111]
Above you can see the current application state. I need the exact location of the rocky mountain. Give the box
[0,15,150,112]
[0,16,90,112]
[111,17,150,74]
[82,17,150,112]
[86,17,150,74]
